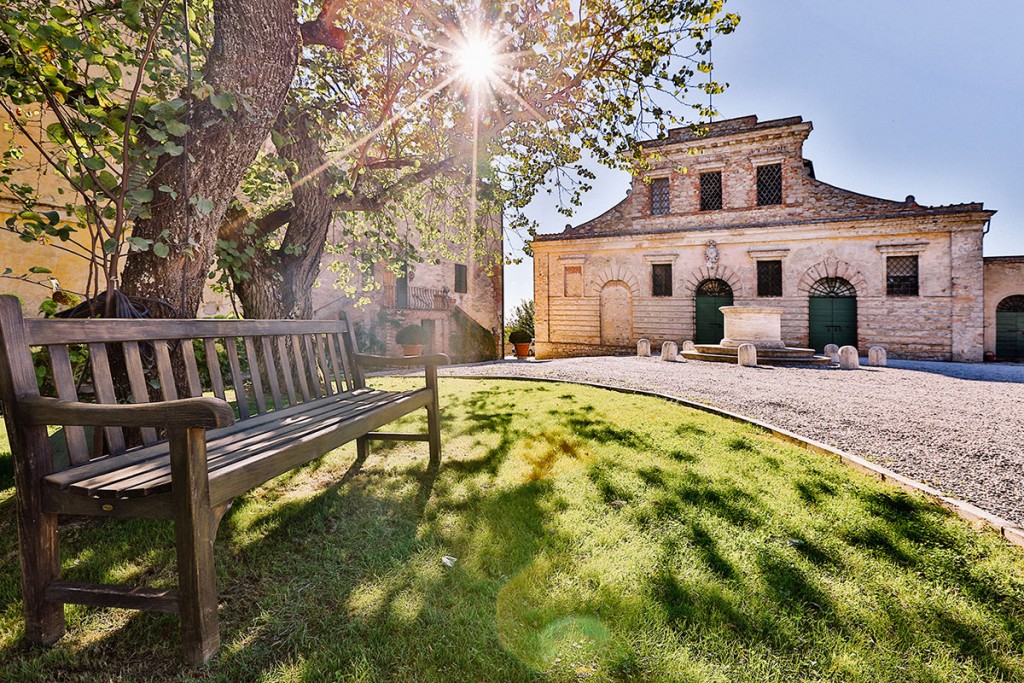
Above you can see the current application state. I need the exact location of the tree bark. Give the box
[231,111,335,319]
[120,0,300,317]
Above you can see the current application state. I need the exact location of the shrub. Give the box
[395,324,427,345]
[508,329,532,344]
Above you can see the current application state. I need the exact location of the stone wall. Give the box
[984,257,1024,357]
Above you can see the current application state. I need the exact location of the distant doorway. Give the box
[996,295,1024,362]
[600,281,633,346]
[694,279,733,344]
[808,277,857,352]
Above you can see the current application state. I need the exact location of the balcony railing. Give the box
[380,285,453,311]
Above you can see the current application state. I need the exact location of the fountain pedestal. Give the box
[719,306,786,349]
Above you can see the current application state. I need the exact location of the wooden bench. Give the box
[0,295,448,664]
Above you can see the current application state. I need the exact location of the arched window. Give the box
[695,279,733,297]
[809,277,856,298]
[997,295,1024,312]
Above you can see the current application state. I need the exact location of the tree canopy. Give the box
[1,0,739,318]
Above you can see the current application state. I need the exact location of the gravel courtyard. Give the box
[441,357,1024,527]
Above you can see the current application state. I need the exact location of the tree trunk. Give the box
[232,111,335,319]
[120,0,300,317]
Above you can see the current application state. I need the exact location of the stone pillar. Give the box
[737,343,758,367]
[661,341,678,361]
[682,340,696,352]
[824,344,840,364]
[839,345,860,370]
[949,228,985,362]
[637,338,651,357]
[532,251,551,358]
[868,346,887,367]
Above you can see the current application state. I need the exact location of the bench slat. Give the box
[47,345,90,464]
[261,336,283,410]
[315,334,333,396]
[88,343,126,455]
[203,338,226,402]
[225,337,249,419]
[24,318,348,345]
[326,332,346,392]
[291,335,311,402]
[243,337,267,414]
[43,388,384,492]
[122,342,159,446]
[153,340,178,402]
[304,334,322,400]
[277,336,298,406]
[182,340,203,398]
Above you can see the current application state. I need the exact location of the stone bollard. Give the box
[824,344,840,364]
[681,340,696,352]
[637,338,651,357]
[838,345,860,370]
[737,343,758,367]
[661,341,679,361]
[868,346,887,367]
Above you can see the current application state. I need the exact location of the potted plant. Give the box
[395,324,428,356]
[509,329,532,359]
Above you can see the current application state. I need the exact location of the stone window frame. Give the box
[755,161,784,206]
[648,175,671,216]
[558,254,586,298]
[644,253,678,297]
[756,260,784,297]
[876,242,927,298]
[454,263,468,293]
[747,247,789,298]
[699,170,724,211]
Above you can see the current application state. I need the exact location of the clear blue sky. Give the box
[503,0,1024,318]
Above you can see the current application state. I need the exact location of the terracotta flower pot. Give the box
[402,344,423,357]
[513,342,531,359]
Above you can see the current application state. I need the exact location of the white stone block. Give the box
[682,340,696,352]
[637,338,651,357]
[737,343,758,367]
[824,344,840,363]
[661,341,679,361]
[868,346,887,367]
[839,345,860,370]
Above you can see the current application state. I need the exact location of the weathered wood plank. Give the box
[44,581,179,613]
[88,343,126,455]
[304,334,322,399]
[122,341,159,445]
[182,340,203,398]
[365,432,430,442]
[325,332,346,392]
[277,336,298,406]
[291,335,311,402]
[243,337,267,414]
[225,337,249,419]
[24,318,348,346]
[261,336,283,410]
[315,333,333,396]
[47,345,90,463]
[203,338,226,402]
[153,340,179,402]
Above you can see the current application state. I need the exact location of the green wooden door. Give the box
[694,279,733,344]
[808,296,857,352]
[996,310,1024,362]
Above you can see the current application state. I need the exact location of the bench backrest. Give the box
[0,295,364,469]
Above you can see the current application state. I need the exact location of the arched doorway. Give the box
[694,279,733,344]
[600,281,632,346]
[808,277,857,352]
[996,295,1024,362]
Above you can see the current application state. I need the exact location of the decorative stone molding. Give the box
[643,252,679,264]
[683,263,744,297]
[557,254,587,264]
[797,256,868,295]
[588,267,641,297]
[875,241,929,255]
[747,247,790,261]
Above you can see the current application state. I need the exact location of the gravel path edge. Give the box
[446,373,1024,549]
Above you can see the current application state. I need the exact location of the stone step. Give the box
[680,351,832,366]
[692,344,819,358]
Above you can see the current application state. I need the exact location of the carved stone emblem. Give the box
[704,240,720,268]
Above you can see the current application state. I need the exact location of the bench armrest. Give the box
[18,396,236,429]
[354,353,450,369]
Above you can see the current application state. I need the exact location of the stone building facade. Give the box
[311,217,504,363]
[533,115,1020,362]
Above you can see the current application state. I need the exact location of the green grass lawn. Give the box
[1,378,1023,682]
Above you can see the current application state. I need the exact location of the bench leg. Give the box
[12,425,65,646]
[426,403,442,469]
[356,435,369,462]
[170,428,220,666]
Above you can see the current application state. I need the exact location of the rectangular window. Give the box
[564,266,583,297]
[652,263,672,297]
[650,177,670,215]
[756,163,783,206]
[886,255,919,296]
[454,263,468,293]
[699,171,723,211]
[756,260,783,297]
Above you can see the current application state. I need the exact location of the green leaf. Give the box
[82,156,105,170]
[128,188,154,204]
[271,130,289,148]
[102,238,118,254]
[158,184,178,199]
[164,119,190,137]
[28,266,53,274]
[49,7,72,21]
[153,242,170,258]
[210,92,236,113]
[192,196,214,215]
